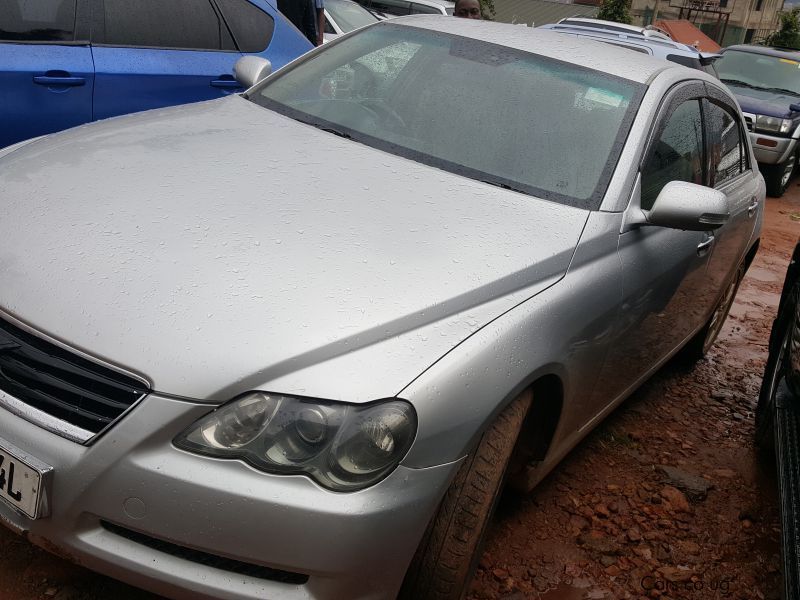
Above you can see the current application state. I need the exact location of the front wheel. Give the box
[399,391,532,600]
[764,154,796,198]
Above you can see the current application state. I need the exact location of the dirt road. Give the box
[1,189,799,600]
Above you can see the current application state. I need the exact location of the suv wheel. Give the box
[764,154,796,198]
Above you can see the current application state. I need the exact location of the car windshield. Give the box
[249,24,644,209]
[716,50,800,96]
[326,0,378,32]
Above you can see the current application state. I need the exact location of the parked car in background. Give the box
[756,240,800,598]
[323,0,381,42]
[716,45,800,197]
[0,18,763,600]
[539,18,720,76]
[0,0,312,148]
[353,0,454,17]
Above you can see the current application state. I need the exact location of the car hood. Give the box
[727,85,800,118]
[0,96,588,403]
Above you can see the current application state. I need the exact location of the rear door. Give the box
[0,0,93,148]
[702,84,761,292]
[90,0,246,121]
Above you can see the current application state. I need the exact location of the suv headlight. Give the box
[756,114,793,135]
[174,392,417,491]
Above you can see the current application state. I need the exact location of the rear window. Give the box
[251,24,645,209]
[0,0,76,42]
[370,0,411,16]
[216,0,275,53]
[100,0,232,50]
[410,3,442,14]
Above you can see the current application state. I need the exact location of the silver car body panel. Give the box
[0,95,588,403]
[0,17,763,600]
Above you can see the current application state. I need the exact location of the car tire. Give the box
[398,390,532,600]
[681,262,745,364]
[764,154,796,198]
[756,282,800,457]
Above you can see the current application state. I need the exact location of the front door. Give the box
[584,84,720,424]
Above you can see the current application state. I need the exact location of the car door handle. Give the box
[210,78,242,89]
[748,197,759,217]
[33,75,85,87]
[697,235,714,257]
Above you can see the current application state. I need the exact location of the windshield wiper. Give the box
[310,123,352,139]
[720,78,765,91]
[481,179,527,194]
[763,86,800,97]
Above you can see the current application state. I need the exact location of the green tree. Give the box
[765,7,800,49]
[479,0,495,19]
[596,0,632,24]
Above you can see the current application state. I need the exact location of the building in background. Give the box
[654,18,721,50]
[632,0,783,46]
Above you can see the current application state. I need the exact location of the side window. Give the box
[216,0,275,53]
[0,0,76,42]
[325,18,336,34]
[705,100,746,187]
[101,0,226,50]
[641,99,704,210]
[371,0,411,15]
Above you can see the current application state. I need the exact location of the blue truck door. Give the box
[89,0,245,122]
[0,0,94,148]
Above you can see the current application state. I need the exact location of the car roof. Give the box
[390,16,676,83]
[722,44,800,59]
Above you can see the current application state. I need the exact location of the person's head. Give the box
[454,0,481,19]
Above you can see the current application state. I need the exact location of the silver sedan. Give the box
[0,15,763,600]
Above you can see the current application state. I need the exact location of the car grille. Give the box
[0,316,149,442]
[742,112,755,133]
[101,521,309,584]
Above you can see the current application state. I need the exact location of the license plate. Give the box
[0,440,50,519]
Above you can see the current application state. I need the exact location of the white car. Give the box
[324,0,381,43]
[354,0,455,17]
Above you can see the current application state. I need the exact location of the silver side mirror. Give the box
[234,56,272,89]
[646,181,729,231]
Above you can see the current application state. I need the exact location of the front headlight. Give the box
[174,392,417,491]
[756,114,793,135]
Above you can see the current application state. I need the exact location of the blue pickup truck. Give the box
[716,45,800,197]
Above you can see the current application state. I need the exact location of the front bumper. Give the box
[748,130,797,165]
[0,394,459,600]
